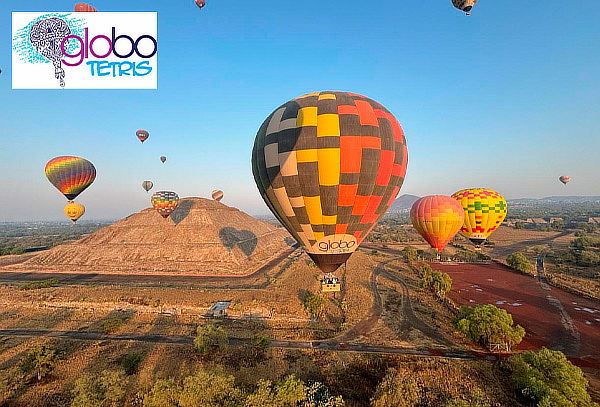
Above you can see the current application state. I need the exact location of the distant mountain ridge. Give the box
[509,196,600,204]
[389,194,420,212]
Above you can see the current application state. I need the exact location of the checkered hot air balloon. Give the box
[151,191,179,218]
[410,195,464,254]
[64,202,85,223]
[252,91,408,273]
[45,156,96,201]
[451,188,507,247]
[211,190,224,201]
[74,2,97,12]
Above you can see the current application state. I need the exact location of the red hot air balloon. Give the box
[195,0,206,8]
[160,156,167,163]
[410,195,464,255]
[136,129,149,143]
[74,2,97,12]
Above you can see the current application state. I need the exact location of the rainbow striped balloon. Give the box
[211,189,224,201]
[151,191,179,218]
[45,156,96,200]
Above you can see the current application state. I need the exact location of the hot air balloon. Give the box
[195,0,206,8]
[452,0,478,15]
[136,129,149,143]
[151,191,179,218]
[451,188,507,248]
[74,2,97,12]
[64,202,85,223]
[45,156,96,200]
[252,91,408,273]
[160,156,167,163]
[142,181,154,193]
[559,176,571,185]
[211,190,224,201]
[410,195,464,257]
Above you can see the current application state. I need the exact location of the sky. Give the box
[1,0,599,221]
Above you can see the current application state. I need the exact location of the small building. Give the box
[549,217,563,224]
[531,218,547,224]
[206,301,231,318]
[588,217,600,225]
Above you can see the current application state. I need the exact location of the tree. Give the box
[120,353,143,375]
[506,252,534,274]
[576,250,600,267]
[71,369,127,407]
[505,348,598,407]
[402,246,417,262]
[421,270,452,299]
[142,379,181,407]
[303,293,326,319]
[250,333,270,359]
[178,370,243,407]
[453,304,525,350]
[20,345,58,381]
[194,323,228,355]
[244,376,343,407]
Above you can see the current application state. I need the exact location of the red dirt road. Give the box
[434,262,600,367]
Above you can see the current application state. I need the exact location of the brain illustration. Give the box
[29,17,71,87]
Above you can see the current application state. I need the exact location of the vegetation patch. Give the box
[19,278,60,290]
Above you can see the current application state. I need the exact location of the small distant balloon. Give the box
[45,156,96,201]
[559,176,571,185]
[195,0,206,8]
[74,2,97,12]
[64,202,85,223]
[160,156,167,163]
[211,190,224,201]
[452,0,478,15]
[136,129,149,143]
[142,181,154,193]
[151,191,179,219]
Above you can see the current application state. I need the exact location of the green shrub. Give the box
[101,318,124,334]
[120,353,143,375]
[421,270,452,299]
[19,279,60,290]
[454,304,525,350]
[20,345,58,381]
[303,292,326,319]
[505,348,598,407]
[194,323,228,355]
[71,369,127,407]
[506,252,534,274]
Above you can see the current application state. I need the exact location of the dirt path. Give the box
[0,329,484,360]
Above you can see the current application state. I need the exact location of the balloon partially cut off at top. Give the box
[452,0,478,15]
[195,0,206,8]
[74,2,97,12]
[411,195,464,253]
[252,91,408,273]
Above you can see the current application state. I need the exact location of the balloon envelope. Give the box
[451,188,507,246]
[211,190,224,201]
[64,202,85,223]
[136,129,149,143]
[559,176,571,185]
[160,156,167,163]
[195,0,206,8]
[252,91,408,273]
[151,191,179,218]
[142,181,154,192]
[452,0,478,14]
[411,195,464,253]
[74,2,97,11]
[45,156,96,200]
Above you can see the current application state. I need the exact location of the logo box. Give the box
[12,12,158,89]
